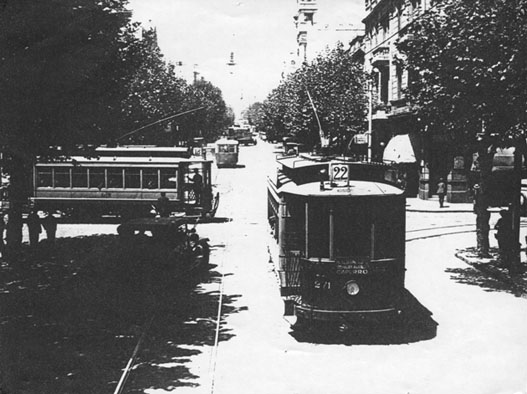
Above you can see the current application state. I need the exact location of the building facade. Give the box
[357,0,471,202]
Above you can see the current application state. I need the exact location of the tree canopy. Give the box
[252,43,367,150]
[397,0,527,148]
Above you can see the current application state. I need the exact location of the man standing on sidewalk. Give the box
[436,178,446,208]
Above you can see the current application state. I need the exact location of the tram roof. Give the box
[277,154,390,169]
[215,138,239,145]
[278,180,403,198]
[96,145,190,152]
[36,156,212,165]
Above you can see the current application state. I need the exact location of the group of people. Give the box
[0,210,57,257]
[156,169,204,217]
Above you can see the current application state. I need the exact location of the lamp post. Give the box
[367,78,373,162]
[366,67,378,162]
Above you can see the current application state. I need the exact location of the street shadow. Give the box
[446,265,527,297]
[288,290,438,346]
[0,235,244,394]
[218,164,246,169]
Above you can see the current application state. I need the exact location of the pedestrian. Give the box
[495,209,513,264]
[156,192,170,217]
[436,178,446,208]
[0,213,5,258]
[27,210,42,248]
[42,211,57,243]
[190,169,203,205]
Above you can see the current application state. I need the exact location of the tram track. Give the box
[406,222,527,242]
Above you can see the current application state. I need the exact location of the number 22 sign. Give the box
[330,162,349,184]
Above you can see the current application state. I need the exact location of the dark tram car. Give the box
[268,154,436,338]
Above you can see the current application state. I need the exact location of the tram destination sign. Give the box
[336,257,370,275]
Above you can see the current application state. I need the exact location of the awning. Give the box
[383,134,416,164]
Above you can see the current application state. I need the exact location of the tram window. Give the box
[334,201,371,257]
[125,169,140,188]
[308,203,330,258]
[89,168,105,188]
[160,169,177,189]
[54,167,70,188]
[142,169,158,189]
[72,167,88,188]
[36,167,52,187]
[108,168,124,188]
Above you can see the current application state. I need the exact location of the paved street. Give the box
[15,141,527,394]
[145,141,527,394]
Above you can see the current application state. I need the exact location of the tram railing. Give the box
[278,250,302,296]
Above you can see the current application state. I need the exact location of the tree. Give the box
[119,27,188,145]
[178,80,233,143]
[256,43,367,151]
[0,0,137,252]
[398,0,527,263]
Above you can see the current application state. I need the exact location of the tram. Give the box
[215,139,239,168]
[31,155,218,219]
[227,124,257,145]
[268,151,436,337]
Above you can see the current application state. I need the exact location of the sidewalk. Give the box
[406,197,480,213]
[405,197,527,296]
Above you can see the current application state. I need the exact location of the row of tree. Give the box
[0,0,233,252]
[397,0,527,263]
[244,43,367,153]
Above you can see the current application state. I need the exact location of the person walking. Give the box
[42,212,57,244]
[436,178,446,208]
[27,210,42,248]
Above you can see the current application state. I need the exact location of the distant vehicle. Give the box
[31,155,219,220]
[268,152,437,338]
[215,139,239,168]
[226,124,257,145]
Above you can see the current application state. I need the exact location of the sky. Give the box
[128,0,365,117]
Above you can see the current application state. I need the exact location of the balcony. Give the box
[371,45,389,66]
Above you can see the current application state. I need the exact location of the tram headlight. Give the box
[345,281,360,296]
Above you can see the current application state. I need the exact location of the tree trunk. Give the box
[474,148,494,257]
[5,157,28,260]
[509,140,525,274]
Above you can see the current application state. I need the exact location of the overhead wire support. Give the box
[305,88,329,148]
[116,106,206,142]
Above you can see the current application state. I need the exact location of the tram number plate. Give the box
[330,162,349,184]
